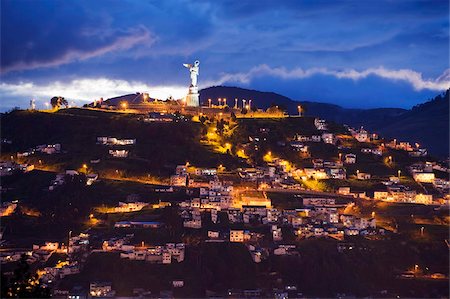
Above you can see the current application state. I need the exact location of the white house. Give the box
[345,154,356,164]
[357,172,371,180]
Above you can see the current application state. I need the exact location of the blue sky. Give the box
[1,0,449,110]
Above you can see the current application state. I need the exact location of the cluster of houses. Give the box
[102,236,185,264]
[97,200,148,213]
[97,137,136,146]
[385,139,427,157]
[0,160,34,176]
[97,136,135,158]
[48,169,98,191]
[17,143,62,157]
[142,112,175,122]
[3,232,89,286]
[301,159,347,180]
[292,198,378,238]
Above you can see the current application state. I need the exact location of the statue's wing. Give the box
[183,64,192,68]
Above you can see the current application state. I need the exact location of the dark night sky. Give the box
[1,0,449,110]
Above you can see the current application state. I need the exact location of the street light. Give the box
[420,226,424,237]
[398,170,401,178]
[234,98,238,109]
[297,105,302,116]
[208,98,212,108]
[218,98,222,106]
[223,98,227,106]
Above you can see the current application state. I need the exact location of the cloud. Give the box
[213,65,450,91]
[2,27,155,73]
[0,78,186,109]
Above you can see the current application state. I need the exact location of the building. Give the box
[374,191,388,200]
[314,118,327,130]
[345,154,356,164]
[89,282,115,298]
[413,172,435,183]
[357,172,371,180]
[230,230,244,242]
[170,174,188,186]
[109,149,128,158]
[322,133,335,144]
[303,198,335,206]
[414,193,433,205]
[354,127,368,142]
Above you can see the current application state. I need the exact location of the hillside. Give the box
[359,90,449,158]
[200,86,449,157]
[0,109,245,178]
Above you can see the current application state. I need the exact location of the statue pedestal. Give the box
[185,86,199,107]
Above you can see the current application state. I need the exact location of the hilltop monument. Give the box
[183,60,200,107]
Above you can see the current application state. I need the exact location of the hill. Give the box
[361,90,449,158]
[200,86,449,157]
[0,109,245,178]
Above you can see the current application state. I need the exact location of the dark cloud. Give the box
[0,0,448,110]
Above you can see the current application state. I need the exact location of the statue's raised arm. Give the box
[183,60,200,87]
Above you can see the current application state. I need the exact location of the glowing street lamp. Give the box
[208,98,212,107]
[249,99,252,109]
[245,104,249,110]
[297,105,302,116]
[420,226,424,237]
[398,170,401,178]
[121,102,128,109]
[223,98,227,106]
[338,153,342,161]
[218,98,222,106]
[242,99,246,107]
[234,98,238,109]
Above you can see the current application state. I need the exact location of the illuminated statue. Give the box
[29,99,36,110]
[183,60,200,87]
[182,60,200,107]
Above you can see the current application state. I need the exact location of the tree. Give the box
[50,96,68,109]
[2,254,50,298]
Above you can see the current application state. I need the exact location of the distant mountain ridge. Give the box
[200,86,449,157]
